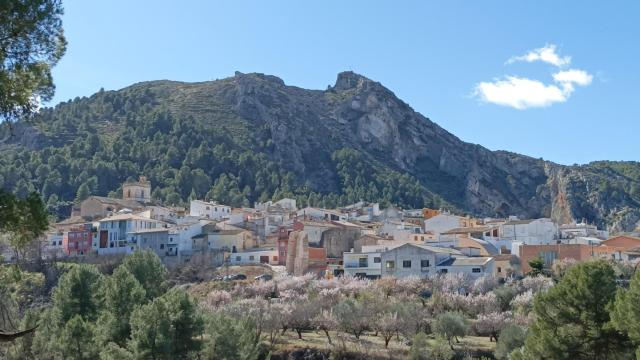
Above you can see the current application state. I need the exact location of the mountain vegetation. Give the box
[2,71,640,231]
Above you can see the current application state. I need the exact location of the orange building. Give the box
[601,235,640,251]
[519,243,625,274]
[422,208,440,220]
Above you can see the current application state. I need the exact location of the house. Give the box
[205,228,255,252]
[63,223,94,256]
[560,222,609,240]
[129,228,169,258]
[379,220,422,241]
[317,223,363,258]
[518,243,625,273]
[499,218,558,245]
[623,246,640,261]
[493,254,521,278]
[437,257,495,278]
[438,226,500,248]
[424,212,477,238]
[168,218,209,260]
[294,220,336,245]
[189,200,231,220]
[601,235,640,251]
[97,213,166,255]
[254,198,297,212]
[297,207,347,221]
[455,237,499,257]
[79,196,145,219]
[422,208,441,220]
[343,250,382,279]
[123,176,152,203]
[339,201,381,221]
[229,247,279,266]
[380,243,464,278]
[137,205,182,222]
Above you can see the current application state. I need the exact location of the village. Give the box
[41,176,640,280]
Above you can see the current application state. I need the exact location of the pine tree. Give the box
[515,260,631,359]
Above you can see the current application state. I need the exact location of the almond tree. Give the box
[374,311,402,348]
[474,312,513,342]
[312,309,337,344]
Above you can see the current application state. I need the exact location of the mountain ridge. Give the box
[1,71,639,232]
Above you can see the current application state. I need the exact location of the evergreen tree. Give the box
[129,289,203,359]
[52,264,104,324]
[96,267,146,347]
[202,313,261,360]
[59,315,98,360]
[75,183,90,202]
[516,260,631,359]
[612,269,640,357]
[120,250,168,301]
[0,0,66,122]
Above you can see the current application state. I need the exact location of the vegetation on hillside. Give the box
[0,86,450,219]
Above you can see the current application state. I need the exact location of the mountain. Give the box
[1,71,639,232]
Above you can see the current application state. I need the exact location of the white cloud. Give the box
[507,44,571,67]
[553,69,593,86]
[475,45,592,109]
[475,76,567,110]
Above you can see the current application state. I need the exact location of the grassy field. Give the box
[271,330,495,359]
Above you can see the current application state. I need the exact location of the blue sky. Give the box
[51,1,639,165]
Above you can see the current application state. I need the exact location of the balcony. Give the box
[344,263,369,269]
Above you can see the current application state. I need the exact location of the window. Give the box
[273,256,278,261]
[160,244,165,249]
[497,267,502,273]
[421,259,430,268]
[402,260,412,268]
[374,257,381,263]
[472,268,481,273]
[539,251,558,267]
[206,206,210,210]
[440,269,448,273]
[249,255,254,261]
[385,261,395,269]
[236,256,241,261]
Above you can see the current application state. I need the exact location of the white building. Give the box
[189,200,231,220]
[379,220,422,241]
[343,250,382,278]
[97,213,166,255]
[560,222,609,240]
[229,247,279,266]
[499,218,558,245]
[436,257,495,278]
[424,213,472,237]
[297,207,347,221]
[254,198,297,212]
[379,243,494,279]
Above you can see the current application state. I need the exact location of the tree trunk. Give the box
[323,329,332,344]
[296,329,302,339]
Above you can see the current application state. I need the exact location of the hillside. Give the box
[1,71,639,232]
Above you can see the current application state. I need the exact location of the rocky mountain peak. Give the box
[333,71,375,91]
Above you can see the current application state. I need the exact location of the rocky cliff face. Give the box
[224,71,554,219]
[4,71,640,232]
